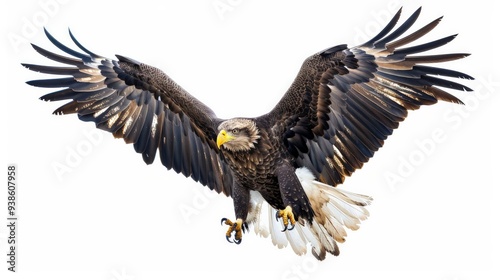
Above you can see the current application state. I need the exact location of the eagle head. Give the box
[217,118,260,152]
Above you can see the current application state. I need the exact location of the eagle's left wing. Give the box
[23,29,234,196]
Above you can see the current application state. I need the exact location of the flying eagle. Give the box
[23,7,472,260]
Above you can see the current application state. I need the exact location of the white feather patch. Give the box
[247,167,372,260]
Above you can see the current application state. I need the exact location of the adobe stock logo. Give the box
[212,0,244,20]
[281,254,319,280]
[51,128,105,182]
[178,186,219,224]
[384,75,499,191]
[7,0,70,53]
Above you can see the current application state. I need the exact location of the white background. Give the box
[1,0,499,279]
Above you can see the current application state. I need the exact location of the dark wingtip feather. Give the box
[406,53,471,64]
[424,75,474,92]
[21,63,31,70]
[30,43,45,55]
[26,77,74,88]
[68,28,104,58]
[43,28,92,62]
[373,7,422,49]
[394,34,458,56]
[21,63,78,75]
[386,15,443,51]
[414,65,474,80]
[39,88,79,102]
[361,7,403,48]
[29,42,83,66]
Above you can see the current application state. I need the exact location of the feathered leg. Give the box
[221,180,249,244]
[275,162,315,231]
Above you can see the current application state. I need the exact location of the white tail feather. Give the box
[247,167,372,260]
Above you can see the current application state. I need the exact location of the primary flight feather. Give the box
[23,7,472,260]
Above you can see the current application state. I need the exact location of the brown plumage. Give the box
[23,7,472,260]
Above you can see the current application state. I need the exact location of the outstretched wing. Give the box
[261,7,473,187]
[23,29,234,196]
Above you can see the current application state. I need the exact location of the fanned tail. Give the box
[247,167,371,260]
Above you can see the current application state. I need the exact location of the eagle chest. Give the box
[223,144,279,189]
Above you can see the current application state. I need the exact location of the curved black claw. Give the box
[275,206,296,232]
[233,237,242,245]
[221,218,246,245]
[280,223,295,232]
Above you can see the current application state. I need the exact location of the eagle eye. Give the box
[231,128,240,134]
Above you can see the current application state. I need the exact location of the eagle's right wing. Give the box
[262,7,473,187]
[23,29,234,196]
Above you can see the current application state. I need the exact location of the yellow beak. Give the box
[217,130,233,149]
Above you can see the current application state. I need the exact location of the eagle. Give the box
[23,7,472,260]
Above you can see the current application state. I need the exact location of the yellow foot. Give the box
[275,205,296,232]
[221,218,248,244]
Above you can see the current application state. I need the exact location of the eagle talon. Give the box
[276,206,296,232]
[221,218,245,245]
